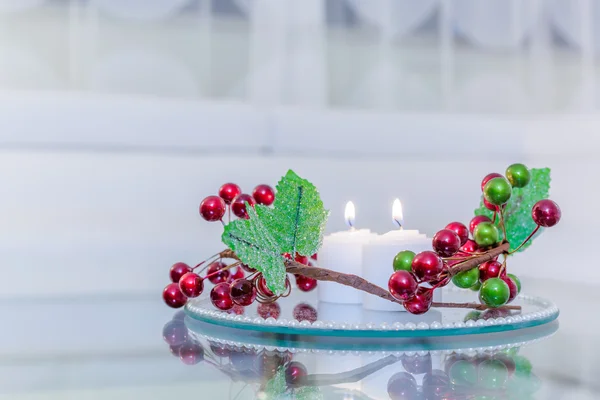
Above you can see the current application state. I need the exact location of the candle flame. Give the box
[392,199,404,229]
[345,201,355,229]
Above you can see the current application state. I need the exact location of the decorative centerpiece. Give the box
[162,165,560,319]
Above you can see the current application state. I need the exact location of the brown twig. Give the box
[219,245,521,312]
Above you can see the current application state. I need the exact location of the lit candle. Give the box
[317,201,378,304]
[362,199,441,311]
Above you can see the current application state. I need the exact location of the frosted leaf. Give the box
[294,386,323,400]
[222,205,287,295]
[475,168,551,253]
[258,170,329,257]
[263,367,287,399]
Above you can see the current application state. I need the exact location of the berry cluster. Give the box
[163,182,318,311]
[388,350,537,399]
[389,163,561,314]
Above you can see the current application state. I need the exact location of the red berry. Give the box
[162,320,188,346]
[478,261,505,282]
[460,239,479,254]
[484,198,499,211]
[210,282,233,310]
[411,251,444,281]
[293,303,318,323]
[283,253,293,260]
[179,342,204,365]
[230,279,257,306]
[240,263,256,273]
[469,215,492,235]
[532,199,561,227]
[169,262,192,283]
[481,173,504,191]
[228,267,245,282]
[388,270,418,301]
[199,195,226,222]
[432,229,461,257]
[218,183,242,205]
[252,184,275,206]
[257,302,281,319]
[285,361,307,384]
[207,261,230,284]
[403,287,433,315]
[257,275,274,297]
[228,305,245,315]
[295,254,309,265]
[179,272,204,298]
[295,275,317,292]
[311,253,318,260]
[445,222,469,246]
[163,283,187,309]
[231,194,255,219]
[501,275,519,303]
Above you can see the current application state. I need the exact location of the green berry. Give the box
[452,268,480,289]
[508,273,521,294]
[506,163,531,188]
[470,281,482,291]
[478,359,509,389]
[483,177,512,205]
[464,310,481,322]
[393,250,415,272]
[480,278,510,308]
[449,360,478,385]
[474,222,500,248]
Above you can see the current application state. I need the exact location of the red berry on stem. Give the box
[163,283,187,309]
[388,270,418,301]
[484,198,499,211]
[411,251,444,281]
[403,287,433,315]
[179,342,204,365]
[257,275,274,297]
[218,183,242,205]
[230,279,257,306]
[231,194,256,219]
[501,275,519,303]
[179,272,204,298]
[228,267,245,282]
[210,282,233,310]
[285,361,307,384]
[432,229,461,257]
[460,239,479,254]
[481,173,504,191]
[532,199,561,227]
[295,254,309,265]
[469,215,492,235]
[170,262,192,283]
[199,195,226,222]
[296,275,317,292]
[252,184,275,206]
[293,303,318,323]
[478,261,505,282]
[240,263,256,273]
[445,222,469,246]
[207,261,230,284]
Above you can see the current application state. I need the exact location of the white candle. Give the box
[318,202,378,304]
[362,199,441,311]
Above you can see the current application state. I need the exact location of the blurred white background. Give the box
[1,0,596,296]
[1,1,599,399]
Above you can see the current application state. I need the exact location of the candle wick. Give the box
[393,218,403,230]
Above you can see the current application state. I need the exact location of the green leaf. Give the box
[475,168,551,253]
[294,386,323,400]
[259,170,329,257]
[263,367,287,399]
[222,205,287,295]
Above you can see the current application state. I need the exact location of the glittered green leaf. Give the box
[222,205,287,295]
[263,367,287,399]
[259,170,329,257]
[294,386,323,400]
[475,168,551,253]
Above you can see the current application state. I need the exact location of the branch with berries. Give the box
[162,165,560,316]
